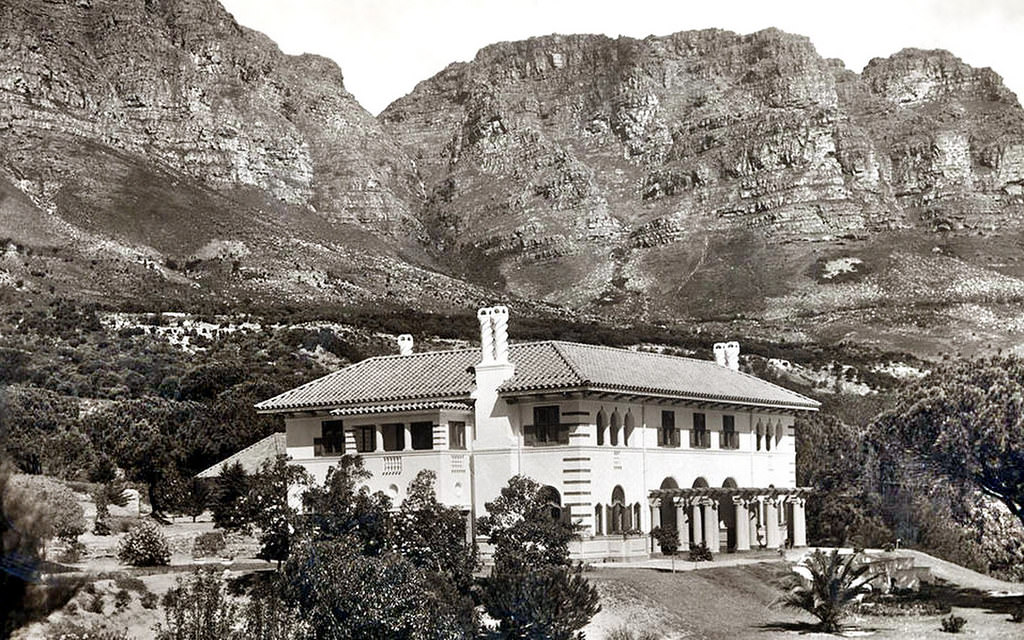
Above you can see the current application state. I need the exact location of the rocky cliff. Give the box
[382,30,1024,321]
[0,0,484,309]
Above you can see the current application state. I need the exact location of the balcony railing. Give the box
[523,424,571,446]
[720,431,740,449]
[382,456,402,476]
[690,430,711,449]
[450,454,467,473]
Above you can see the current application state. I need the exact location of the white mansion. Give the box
[256,306,819,559]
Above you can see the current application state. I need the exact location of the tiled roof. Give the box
[255,340,819,413]
[329,401,473,417]
[196,432,287,479]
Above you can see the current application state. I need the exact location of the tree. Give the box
[244,456,309,566]
[874,356,1024,528]
[182,477,212,523]
[156,569,240,640]
[1,462,48,637]
[298,455,393,555]
[477,475,599,640]
[211,461,250,531]
[780,549,872,632]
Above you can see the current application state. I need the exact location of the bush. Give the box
[688,542,713,562]
[940,614,967,633]
[192,531,227,558]
[780,549,872,633]
[117,520,171,566]
[606,627,661,640]
[141,590,158,610]
[114,588,131,609]
[650,525,678,556]
[84,593,104,614]
[114,575,147,593]
[57,540,86,564]
[6,474,87,543]
[155,570,238,640]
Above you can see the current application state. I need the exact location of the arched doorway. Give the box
[721,478,738,551]
[610,485,626,533]
[540,485,570,525]
[658,477,679,531]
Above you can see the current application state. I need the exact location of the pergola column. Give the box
[733,497,751,552]
[765,498,781,548]
[703,500,718,551]
[402,423,413,451]
[676,502,690,548]
[790,497,807,547]
[750,499,761,547]
[691,501,703,545]
[649,503,660,553]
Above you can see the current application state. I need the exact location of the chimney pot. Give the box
[725,341,740,371]
[713,342,727,367]
[477,307,494,364]
[397,334,413,356]
[490,305,509,363]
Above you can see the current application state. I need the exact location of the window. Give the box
[382,423,405,452]
[609,410,620,446]
[596,409,606,446]
[721,415,739,449]
[526,405,567,445]
[314,419,345,457]
[756,420,763,451]
[411,421,434,450]
[355,425,376,453]
[658,410,680,447]
[691,413,709,448]
[449,421,466,450]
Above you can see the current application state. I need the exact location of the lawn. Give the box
[583,563,1024,639]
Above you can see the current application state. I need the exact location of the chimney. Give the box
[397,334,413,356]
[478,307,494,364]
[490,305,509,363]
[713,342,727,367]
[724,341,740,371]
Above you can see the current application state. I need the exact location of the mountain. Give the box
[0,0,489,311]
[4,2,1024,357]
[380,30,1024,355]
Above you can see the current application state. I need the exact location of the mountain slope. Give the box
[0,0,486,310]
[381,30,1024,324]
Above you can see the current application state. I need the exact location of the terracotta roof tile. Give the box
[255,340,819,412]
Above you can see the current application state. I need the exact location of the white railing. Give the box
[450,454,467,473]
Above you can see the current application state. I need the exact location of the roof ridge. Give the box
[549,341,588,384]
[552,340,716,365]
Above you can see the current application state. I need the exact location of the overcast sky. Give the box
[218,0,1024,115]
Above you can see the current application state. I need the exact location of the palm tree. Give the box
[781,549,873,632]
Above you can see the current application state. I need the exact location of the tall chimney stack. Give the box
[477,307,494,364]
[724,341,740,371]
[397,334,413,356]
[713,342,727,367]
[490,305,509,363]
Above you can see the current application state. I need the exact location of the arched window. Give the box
[594,504,603,535]
[756,419,763,451]
[632,503,641,532]
[596,408,606,446]
[765,421,772,451]
[775,421,784,446]
[723,477,738,489]
[610,409,621,446]
[610,485,626,533]
[623,410,635,447]
[692,477,709,489]
[540,485,568,524]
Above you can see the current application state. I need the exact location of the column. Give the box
[676,503,690,548]
[691,502,703,546]
[703,501,718,551]
[375,425,384,452]
[403,423,412,451]
[733,497,751,552]
[765,498,781,548]
[650,504,661,553]
[750,499,761,548]
[791,497,807,547]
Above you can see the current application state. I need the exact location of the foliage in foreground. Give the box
[780,549,872,633]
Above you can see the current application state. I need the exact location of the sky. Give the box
[217,0,1024,115]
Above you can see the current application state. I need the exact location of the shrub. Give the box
[688,542,713,562]
[141,590,158,610]
[780,549,872,633]
[114,588,131,609]
[606,627,661,640]
[117,520,171,566]
[114,575,147,593]
[940,614,967,633]
[155,570,238,640]
[650,525,678,556]
[57,540,86,564]
[6,474,87,543]
[192,531,227,558]
[84,593,104,614]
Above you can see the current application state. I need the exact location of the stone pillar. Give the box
[791,497,807,547]
[750,500,761,548]
[650,503,661,530]
[703,501,718,551]
[374,425,384,452]
[676,503,690,548]
[765,498,781,548]
[403,424,412,451]
[733,497,751,552]
[691,502,703,545]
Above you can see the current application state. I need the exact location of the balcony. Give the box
[523,424,571,447]
[690,430,711,449]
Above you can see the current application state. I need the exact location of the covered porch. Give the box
[648,486,811,553]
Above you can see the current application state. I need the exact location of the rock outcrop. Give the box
[382,29,1024,317]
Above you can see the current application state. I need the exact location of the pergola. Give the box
[647,486,815,552]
